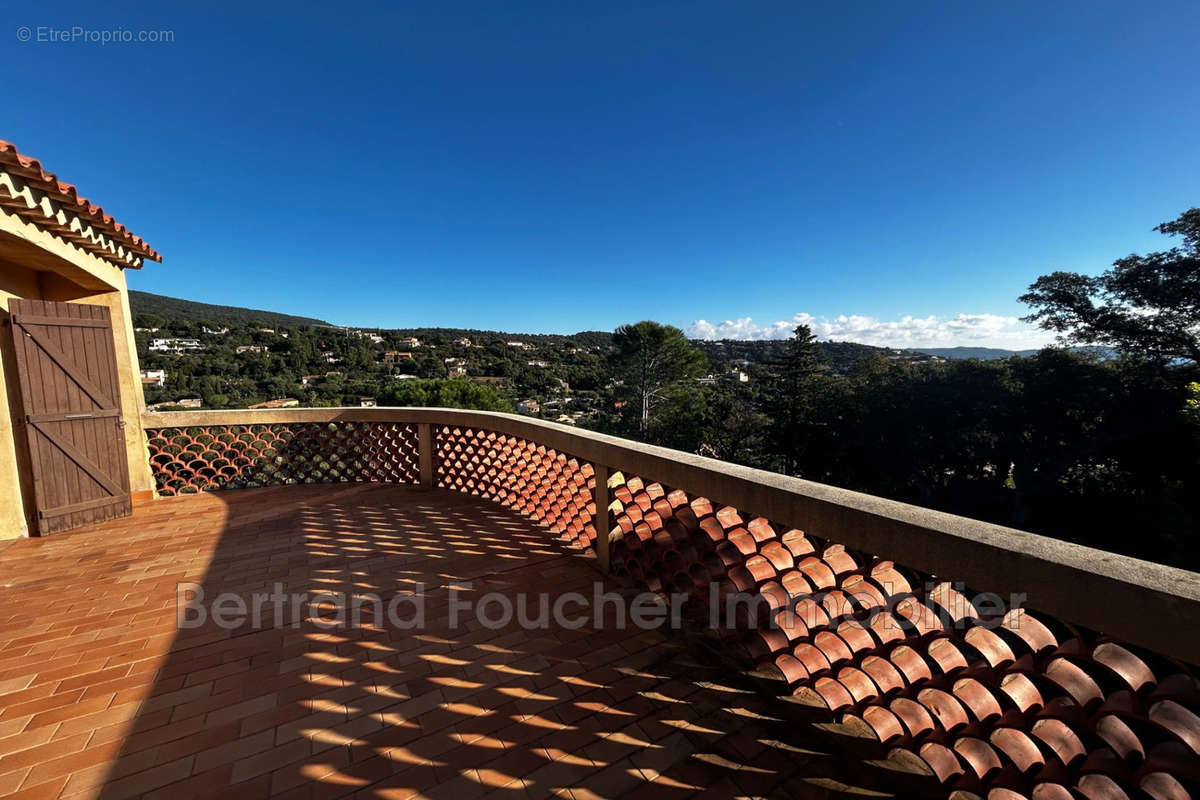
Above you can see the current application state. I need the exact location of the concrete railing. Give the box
[143,406,1200,666]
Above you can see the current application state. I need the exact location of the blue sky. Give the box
[6,1,1198,347]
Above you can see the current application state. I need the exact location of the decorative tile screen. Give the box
[435,426,597,552]
[145,423,419,495]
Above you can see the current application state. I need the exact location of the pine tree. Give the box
[765,325,827,474]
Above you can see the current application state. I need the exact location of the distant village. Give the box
[138,320,774,424]
[136,317,708,424]
[135,305,949,425]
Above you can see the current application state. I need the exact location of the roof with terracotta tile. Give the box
[0,139,161,268]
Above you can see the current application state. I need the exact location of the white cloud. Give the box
[687,312,1054,350]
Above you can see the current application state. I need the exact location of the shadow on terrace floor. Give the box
[0,483,895,799]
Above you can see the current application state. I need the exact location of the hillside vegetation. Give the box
[130,291,329,328]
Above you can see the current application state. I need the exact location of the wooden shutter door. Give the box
[8,299,132,534]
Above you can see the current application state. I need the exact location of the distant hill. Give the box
[129,291,330,328]
[364,327,612,348]
[907,347,1038,360]
[908,346,1114,360]
[128,292,1079,364]
[690,340,1098,372]
[692,338,903,373]
[128,292,611,345]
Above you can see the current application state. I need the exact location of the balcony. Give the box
[0,407,1197,800]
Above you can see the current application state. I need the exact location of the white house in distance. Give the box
[140,369,166,387]
[363,333,384,344]
[398,337,420,349]
[517,399,540,414]
[149,337,202,353]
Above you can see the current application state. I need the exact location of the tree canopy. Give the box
[764,325,829,474]
[1021,208,1200,364]
[609,321,707,437]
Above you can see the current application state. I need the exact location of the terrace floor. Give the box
[0,484,894,800]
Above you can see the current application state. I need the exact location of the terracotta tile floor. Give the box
[0,484,896,799]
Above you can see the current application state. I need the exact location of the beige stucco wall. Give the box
[0,207,154,539]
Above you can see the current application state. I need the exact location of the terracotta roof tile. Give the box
[0,140,160,267]
[862,654,907,696]
[991,726,1046,773]
[954,735,1003,780]
[837,666,879,704]
[861,704,906,744]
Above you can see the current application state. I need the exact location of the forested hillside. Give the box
[131,292,933,374]
[693,338,940,372]
[134,318,610,417]
[130,291,329,328]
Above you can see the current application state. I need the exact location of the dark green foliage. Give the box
[377,378,511,411]
[134,312,166,329]
[763,325,829,474]
[693,338,901,373]
[910,347,1039,359]
[700,380,771,467]
[130,291,328,328]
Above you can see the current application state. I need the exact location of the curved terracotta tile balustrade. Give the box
[146,421,420,494]
[144,407,1200,799]
[435,425,598,551]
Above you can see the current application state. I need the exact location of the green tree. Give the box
[378,378,510,412]
[1021,208,1200,364]
[764,325,828,474]
[610,322,706,438]
[700,381,770,466]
